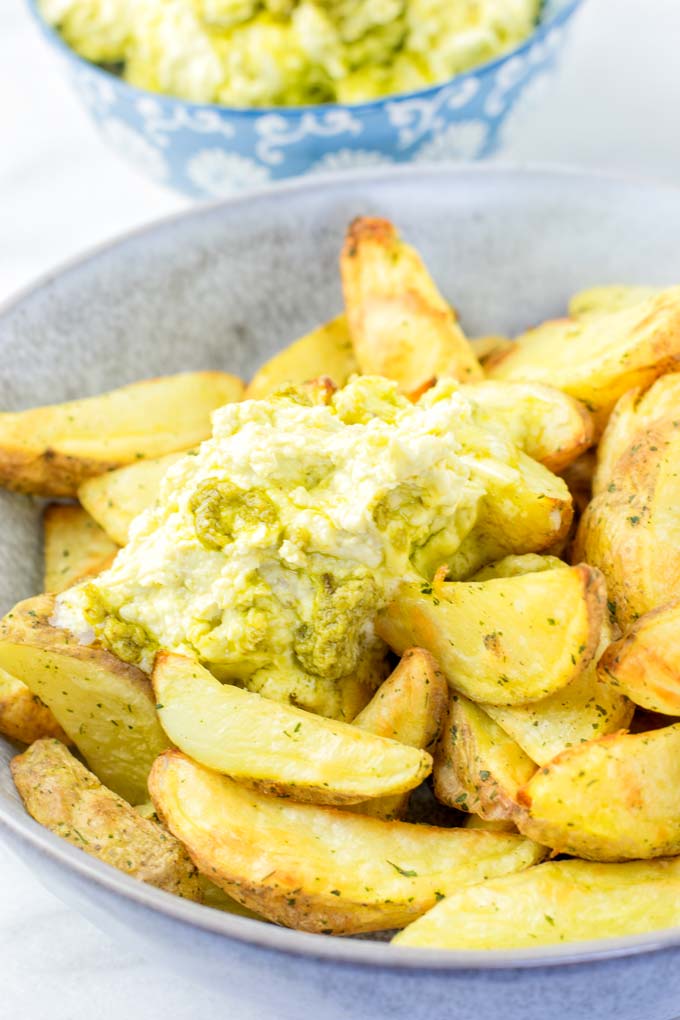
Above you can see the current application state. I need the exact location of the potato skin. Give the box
[377,566,606,706]
[599,600,680,714]
[0,594,169,804]
[341,217,482,391]
[12,739,201,899]
[433,695,536,820]
[516,724,680,860]
[150,751,544,935]
[0,668,69,745]
[394,855,680,950]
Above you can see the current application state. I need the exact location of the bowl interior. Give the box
[3,165,680,970]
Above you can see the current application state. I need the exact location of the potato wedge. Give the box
[152,652,432,806]
[464,381,593,473]
[394,855,680,950]
[486,288,680,431]
[78,451,186,546]
[574,409,680,627]
[0,372,243,496]
[485,617,633,766]
[599,600,680,714]
[350,648,448,819]
[12,739,201,898]
[463,815,518,833]
[149,750,544,935]
[516,723,680,860]
[340,217,482,391]
[0,595,169,803]
[593,375,680,497]
[471,553,566,581]
[246,316,357,399]
[441,450,573,579]
[469,335,513,363]
[44,504,118,592]
[0,667,69,745]
[433,695,536,819]
[376,565,606,706]
[569,284,662,319]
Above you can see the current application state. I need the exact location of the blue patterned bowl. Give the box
[27,0,583,198]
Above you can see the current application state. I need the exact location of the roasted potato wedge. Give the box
[152,652,432,806]
[246,316,357,399]
[574,408,680,628]
[569,284,662,319]
[78,451,186,545]
[43,504,118,592]
[471,553,566,581]
[12,739,201,898]
[485,618,633,766]
[351,648,448,819]
[0,372,243,496]
[464,381,593,473]
[469,335,513,363]
[149,750,544,935]
[394,855,680,950]
[340,217,482,391]
[516,723,680,860]
[442,450,573,579]
[463,815,518,833]
[0,667,69,745]
[433,694,536,819]
[0,595,169,803]
[486,288,680,432]
[599,600,680,715]
[593,375,680,497]
[377,565,606,706]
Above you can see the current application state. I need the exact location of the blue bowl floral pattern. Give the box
[27,0,583,199]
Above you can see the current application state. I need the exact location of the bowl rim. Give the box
[25,0,583,119]
[3,162,680,973]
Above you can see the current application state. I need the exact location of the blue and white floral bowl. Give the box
[28,0,582,198]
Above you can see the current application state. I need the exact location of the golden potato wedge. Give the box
[463,381,593,473]
[0,372,243,497]
[441,450,573,579]
[44,504,118,592]
[246,316,357,399]
[469,335,513,363]
[340,217,482,391]
[0,667,69,745]
[574,410,680,628]
[599,600,680,715]
[394,855,680,950]
[149,750,544,935]
[485,616,633,766]
[486,288,680,432]
[152,652,431,806]
[516,723,680,860]
[12,739,201,898]
[350,648,448,820]
[471,553,566,581]
[0,595,169,803]
[434,695,536,820]
[78,451,186,546]
[569,284,662,319]
[593,375,680,496]
[377,565,606,706]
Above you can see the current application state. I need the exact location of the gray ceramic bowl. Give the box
[2,166,680,1020]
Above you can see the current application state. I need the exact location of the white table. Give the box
[2,0,680,1015]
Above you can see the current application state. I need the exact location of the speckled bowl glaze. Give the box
[26,0,582,197]
[3,166,680,1020]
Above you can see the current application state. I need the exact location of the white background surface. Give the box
[2,0,680,1016]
